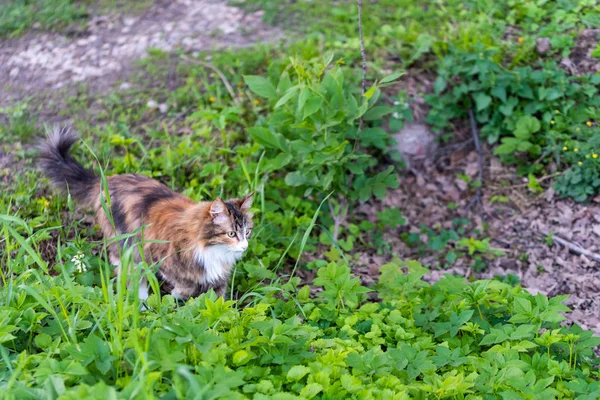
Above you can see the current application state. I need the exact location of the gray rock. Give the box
[536,38,551,55]
[390,123,437,170]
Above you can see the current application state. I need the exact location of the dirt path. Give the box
[0,0,281,106]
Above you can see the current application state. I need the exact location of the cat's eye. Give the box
[227,231,236,238]
[246,229,252,237]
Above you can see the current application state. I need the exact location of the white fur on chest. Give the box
[194,245,243,285]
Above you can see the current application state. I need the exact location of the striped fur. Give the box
[38,126,253,300]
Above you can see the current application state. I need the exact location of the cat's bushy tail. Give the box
[38,126,98,204]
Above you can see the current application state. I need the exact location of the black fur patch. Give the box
[156,270,174,296]
[138,187,177,216]
[111,197,127,234]
[38,127,98,201]
[225,201,246,230]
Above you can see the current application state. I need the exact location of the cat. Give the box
[37,126,253,301]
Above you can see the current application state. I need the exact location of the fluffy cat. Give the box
[38,126,253,300]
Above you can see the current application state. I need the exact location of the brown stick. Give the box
[466,109,484,212]
[356,0,368,137]
[357,0,367,97]
[542,231,600,262]
[492,173,562,192]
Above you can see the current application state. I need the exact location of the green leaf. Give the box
[248,127,287,151]
[277,71,293,94]
[514,116,541,139]
[232,350,251,366]
[300,383,323,398]
[539,87,562,101]
[360,127,388,150]
[473,92,492,112]
[433,76,446,94]
[499,97,519,116]
[302,96,324,120]
[363,106,393,121]
[35,333,52,349]
[517,141,532,152]
[297,87,310,112]
[358,186,372,202]
[243,75,277,100]
[285,171,317,187]
[491,86,507,103]
[0,332,16,344]
[494,142,517,155]
[373,183,387,200]
[274,87,299,109]
[286,365,310,382]
[380,71,404,84]
[364,86,377,99]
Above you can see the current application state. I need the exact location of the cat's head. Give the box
[201,193,254,253]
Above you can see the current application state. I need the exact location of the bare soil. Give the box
[0,0,282,107]
[354,149,600,333]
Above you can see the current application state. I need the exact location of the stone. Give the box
[389,123,437,169]
[536,38,551,55]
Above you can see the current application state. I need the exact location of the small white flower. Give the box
[392,112,400,119]
[393,101,400,105]
[71,252,87,273]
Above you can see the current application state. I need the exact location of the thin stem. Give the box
[357,0,367,97]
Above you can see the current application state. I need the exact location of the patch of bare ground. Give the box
[0,0,282,108]
[349,139,600,333]
[560,29,600,75]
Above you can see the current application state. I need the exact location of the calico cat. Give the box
[38,127,253,300]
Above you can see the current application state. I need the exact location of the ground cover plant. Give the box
[2,0,600,398]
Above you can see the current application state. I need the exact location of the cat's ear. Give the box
[240,192,254,212]
[209,198,228,224]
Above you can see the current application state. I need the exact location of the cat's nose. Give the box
[239,240,248,251]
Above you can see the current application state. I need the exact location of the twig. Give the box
[328,197,348,242]
[491,173,562,192]
[180,55,240,107]
[357,0,368,135]
[438,137,474,152]
[466,109,484,211]
[357,0,367,97]
[541,231,600,262]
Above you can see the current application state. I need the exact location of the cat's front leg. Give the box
[214,284,227,299]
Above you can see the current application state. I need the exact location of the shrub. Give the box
[244,55,401,203]
[425,45,600,201]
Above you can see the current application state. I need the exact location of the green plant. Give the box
[2,230,600,399]
[426,45,600,200]
[244,55,401,203]
[0,102,38,143]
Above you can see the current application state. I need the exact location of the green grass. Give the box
[0,0,155,37]
[1,0,600,397]
[0,0,86,37]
